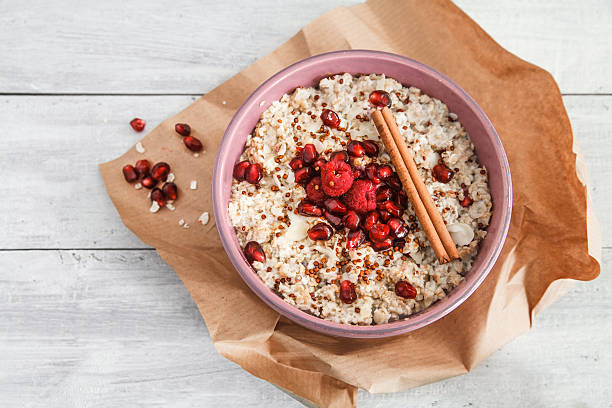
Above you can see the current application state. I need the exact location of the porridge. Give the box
[228,73,492,325]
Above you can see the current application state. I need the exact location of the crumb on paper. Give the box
[134,182,142,190]
[135,142,145,153]
[149,201,160,213]
[190,180,197,190]
[178,218,185,226]
[222,100,227,105]
[183,223,190,229]
[198,211,209,225]
[193,153,200,158]
[167,172,175,182]
[166,203,175,211]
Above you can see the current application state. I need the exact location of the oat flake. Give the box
[135,142,145,153]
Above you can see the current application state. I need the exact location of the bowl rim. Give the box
[213,49,512,338]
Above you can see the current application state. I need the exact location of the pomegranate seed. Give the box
[141,175,157,189]
[324,198,347,215]
[395,190,408,209]
[346,230,365,250]
[371,237,393,251]
[289,157,304,171]
[432,163,454,183]
[298,200,323,217]
[135,159,150,177]
[383,200,403,217]
[244,241,266,264]
[151,188,166,206]
[353,165,365,179]
[162,182,178,200]
[174,123,191,136]
[295,166,314,184]
[151,162,170,182]
[183,136,203,152]
[363,211,379,231]
[130,118,145,132]
[321,109,340,128]
[388,218,408,238]
[365,163,381,184]
[378,210,392,222]
[369,223,390,242]
[395,281,417,299]
[339,280,357,304]
[362,140,380,157]
[346,141,365,158]
[245,163,263,184]
[330,150,349,163]
[460,187,473,207]
[233,160,251,181]
[343,210,361,231]
[324,211,344,230]
[377,164,393,180]
[312,158,327,173]
[308,222,334,241]
[368,90,392,107]
[386,175,402,190]
[122,165,138,182]
[376,185,394,202]
[302,143,318,164]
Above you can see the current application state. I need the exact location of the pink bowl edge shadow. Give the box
[212,50,512,339]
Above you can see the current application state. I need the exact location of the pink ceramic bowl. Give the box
[213,50,512,338]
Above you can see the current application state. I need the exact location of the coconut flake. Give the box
[190,180,198,190]
[198,212,209,225]
[135,142,145,153]
[183,223,191,229]
[134,182,142,190]
[167,172,175,182]
[222,100,227,105]
[178,218,185,226]
[284,213,309,241]
[447,223,474,246]
[149,201,160,213]
[193,153,200,158]
[166,203,176,211]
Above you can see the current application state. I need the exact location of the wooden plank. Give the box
[1,94,609,249]
[0,0,610,94]
[0,248,609,407]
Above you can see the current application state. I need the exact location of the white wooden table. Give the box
[1,1,610,406]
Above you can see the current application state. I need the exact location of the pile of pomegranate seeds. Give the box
[121,159,179,212]
[172,122,204,153]
[130,118,146,132]
[233,160,263,185]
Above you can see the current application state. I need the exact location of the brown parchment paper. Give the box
[99,0,601,406]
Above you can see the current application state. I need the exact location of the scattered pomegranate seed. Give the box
[377,164,393,180]
[432,163,454,183]
[346,141,365,158]
[363,211,379,231]
[362,140,380,157]
[130,118,145,132]
[395,281,417,299]
[371,237,393,251]
[330,150,349,163]
[346,230,365,250]
[174,123,191,136]
[233,160,251,181]
[245,163,263,184]
[365,163,381,184]
[378,210,392,222]
[294,166,314,184]
[298,200,323,217]
[387,218,408,238]
[302,143,318,164]
[135,159,150,177]
[289,157,304,171]
[312,158,327,173]
[368,90,392,108]
[339,280,357,304]
[321,109,340,128]
[460,187,473,207]
[383,200,403,217]
[183,136,203,152]
[369,223,390,242]
[151,162,171,182]
[324,198,347,215]
[244,241,266,264]
[151,188,166,206]
[122,165,138,182]
[385,175,402,190]
[324,211,344,230]
[308,222,334,241]
[343,210,361,231]
[162,182,178,200]
[376,185,394,203]
[141,175,157,189]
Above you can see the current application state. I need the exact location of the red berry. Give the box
[321,109,340,128]
[432,163,454,183]
[395,281,417,299]
[339,280,357,304]
[312,158,327,173]
[298,200,323,217]
[151,162,170,182]
[343,210,361,231]
[233,160,251,181]
[378,210,392,222]
[365,163,381,184]
[308,222,334,241]
[371,237,393,251]
[135,159,150,177]
[162,182,178,201]
[305,176,326,203]
[151,188,166,206]
[245,163,263,184]
[302,143,318,164]
[368,90,392,108]
[362,140,380,157]
[289,157,304,171]
[369,223,390,242]
[295,166,314,184]
[386,174,402,190]
[383,200,403,217]
[174,123,191,136]
[324,198,347,215]
[388,218,408,238]
[321,160,354,197]
[346,230,365,250]
[344,179,377,214]
[244,241,266,264]
[330,150,349,163]
[363,211,379,231]
[460,187,473,207]
[141,175,157,189]
[183,136,203,152]
[347,141,365,158]
[130,118,145,132]
[377,164,393,180]
[122,165,138,182]
[376,185,394,203]
[324,211,343,230]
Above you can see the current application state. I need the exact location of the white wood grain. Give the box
[0,249,609,407]
[0,0,610,94]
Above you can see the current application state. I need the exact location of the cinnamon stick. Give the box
[371,110,451,264]
[381,107,459,260]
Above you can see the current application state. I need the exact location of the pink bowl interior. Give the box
[213,50,512,338]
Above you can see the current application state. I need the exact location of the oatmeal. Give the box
[228,73,492,325]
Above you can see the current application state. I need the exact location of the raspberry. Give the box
[321,160,354,197]
[305,176,326,203]
[343,179,377,214]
